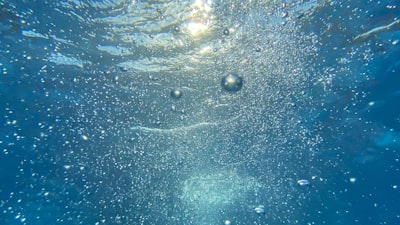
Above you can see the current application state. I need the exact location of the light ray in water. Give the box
[353,18,400,42]
[130,121,218,133]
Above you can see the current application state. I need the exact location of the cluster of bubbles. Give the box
[0,0,323,223]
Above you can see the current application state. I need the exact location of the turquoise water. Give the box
[1,0,400,224]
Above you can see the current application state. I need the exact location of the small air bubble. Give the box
[81,135,89,141]
[173,26,180,32]
[223,28,230,35]
[297,179,310,186]
[63,165,72,170]
[254,205,265,214]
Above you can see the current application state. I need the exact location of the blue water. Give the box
[1,0,400,224]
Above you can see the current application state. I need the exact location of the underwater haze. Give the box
[1,0,400,224]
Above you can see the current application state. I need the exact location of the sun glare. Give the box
[185,0,214,37]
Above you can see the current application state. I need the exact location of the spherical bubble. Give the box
[224,219,231,225]
[173,26,180,33]
[170,89,183,99]
[223,28,230,35]
[221,74,243,92]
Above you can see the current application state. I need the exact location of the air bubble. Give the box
[170,89,183,99]
[221,74,243,92]
[223,28,230,35]
[254,205,265,214]
[297,179,310,186]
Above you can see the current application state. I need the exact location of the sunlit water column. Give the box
[95,0,321,224]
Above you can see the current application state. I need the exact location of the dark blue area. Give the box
[365,48,400,130]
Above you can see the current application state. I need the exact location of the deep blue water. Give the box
[1,0,400,225]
